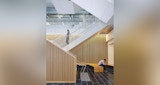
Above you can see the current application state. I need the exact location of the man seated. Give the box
[98,59,108,71]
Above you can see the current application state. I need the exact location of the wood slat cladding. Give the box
[46,40,76,83]
[46,34,64,40]
[70,34,108,63]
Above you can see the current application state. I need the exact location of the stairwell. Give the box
[46,40,77,83]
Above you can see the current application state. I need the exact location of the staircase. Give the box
[51,16,113,51]
[46,0,113,83]
[52,18,101,47]
[46,40,77,83]
[63,18,111,51]
[50,0,113,51]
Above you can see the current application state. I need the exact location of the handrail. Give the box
[51,19,102,48]
[78,20,102,34]
[63,20,107,51]
[52,16,98,41]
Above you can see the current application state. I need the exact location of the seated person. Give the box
[98,59,108,71]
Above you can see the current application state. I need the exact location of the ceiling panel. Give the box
[51,0,75,14]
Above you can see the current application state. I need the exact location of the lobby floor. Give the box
[47,68,113,85]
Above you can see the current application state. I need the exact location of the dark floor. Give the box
[47,67,114,85]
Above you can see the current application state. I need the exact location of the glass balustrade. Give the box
[46,13,105,48]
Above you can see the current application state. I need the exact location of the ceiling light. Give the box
[46,22,50,25]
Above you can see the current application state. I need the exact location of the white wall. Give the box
[108,41,114,65]
[106,30,114,65]
[51,0,75,14]
[106,30,113,41]
[71,0,113,23]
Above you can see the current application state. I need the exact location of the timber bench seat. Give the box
[87,63,104,72]
[77,63,114,73]
[77,63,104,72]
[87,63,114,73]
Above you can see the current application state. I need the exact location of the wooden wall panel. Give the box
[70,34,108,63]
[47,34,108,64]
[46,34,64,40]
[46,40,76,83]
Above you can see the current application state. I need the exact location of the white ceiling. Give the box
[71,0,113,23]
[51,0,75,14]
[46,0,52,3]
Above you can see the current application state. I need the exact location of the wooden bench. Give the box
[87,63,114,73]
[87,63,104,72]
[77,62,108,72]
